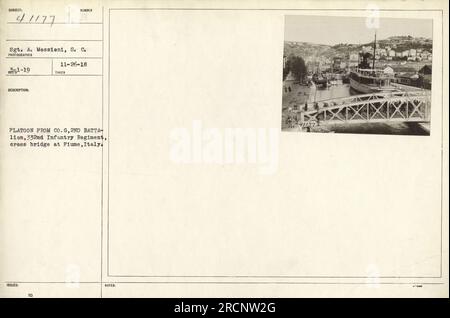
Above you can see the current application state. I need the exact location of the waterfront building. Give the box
[392,66,417,75]
[418,64,432,78]
[418,64,432,89]
[396,73,421,87]
[382,66,395,75]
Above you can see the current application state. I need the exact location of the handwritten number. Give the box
[14,13,55,26]
[16,13,25,23]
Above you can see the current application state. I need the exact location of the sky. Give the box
[284,16,432,45]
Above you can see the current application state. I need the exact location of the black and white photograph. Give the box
[282,16,433,135]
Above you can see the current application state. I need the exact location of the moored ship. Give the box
[349,68,397,94]
[349,32,397,94]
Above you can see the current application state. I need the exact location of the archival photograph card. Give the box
[0,0,448,298]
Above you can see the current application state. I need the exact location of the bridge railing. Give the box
[297,89,430,114]
[293,89,431,126]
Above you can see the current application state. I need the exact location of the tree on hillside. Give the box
[289,56,307,82]
[283,64,290,81]
[283,58,290,81]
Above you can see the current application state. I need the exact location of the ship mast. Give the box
[372,32,377,69]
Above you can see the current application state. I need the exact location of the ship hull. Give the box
[349,78,378,94]
[349,78,397,94]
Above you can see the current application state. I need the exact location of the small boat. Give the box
[342,74,350,84]
[312,73,328,88]
[329,79,338,86]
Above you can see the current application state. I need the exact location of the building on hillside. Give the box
[349,53,359,62]
[347,53,359,68]
[362,46,372,53]
[420,50,432,60]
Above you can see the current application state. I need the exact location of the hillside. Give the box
[284,36,433,60]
